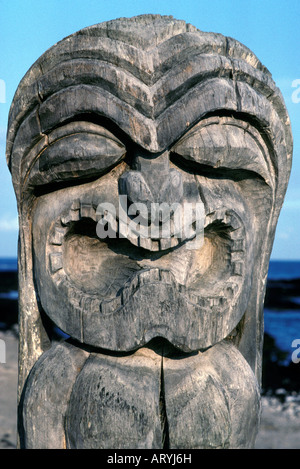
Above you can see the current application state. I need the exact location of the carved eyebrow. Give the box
[172,119,272,185]
[26,122,126,189]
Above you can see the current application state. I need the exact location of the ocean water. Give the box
[265,260,300,361]
[0,258,17,272]
[0,257,300,359]
[267,260,300,280]
[264,309,300,363]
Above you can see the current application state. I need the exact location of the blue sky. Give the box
[0,0,299,259]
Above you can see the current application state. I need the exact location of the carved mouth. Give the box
[45,200,249,351]
[48,202,245,294]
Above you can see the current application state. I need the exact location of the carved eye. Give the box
[27,123,126,190]
[172,119,271,184]
[39,133,125,174]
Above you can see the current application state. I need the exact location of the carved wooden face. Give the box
[8,16,292,450]
[31,111,273,352]
[7,16,291,363]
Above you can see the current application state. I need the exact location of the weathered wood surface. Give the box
[22,339,259,449]
[7,15,292,448]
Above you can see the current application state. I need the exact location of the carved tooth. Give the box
[100,300,111,315]
[50,227,65,245]
[53,271,65,286]
[118,223,126,239]
[138,268,160,285]
[65,283,80,308]
[137,270,150,285]
[49,252,63,273]
[72,210,81,221]
[199,295,226,307]
[139,237,160,251]
[231,217,241,231]
[61,209,80,225]
[201,298,212,307]
[225,212,241,230]
[71,199,81,211]
[204,210,225,228]
[213,297,221,306]
[231,250,243,263]
[159,270,173,283]
[80,203,96,220]
[213,297,224,306]
[206,298,215,307]
[61,213,73,225]
[204,214,213,228]
[79,295,92,311]
[230,228,244,240]
[130,275,140,292]
[150,239,160,251]
[225,282,239,298]
[233,261,243,276]
[100,297,121,315]
[89,297,100,313]
[71,209,81,220]
[232,238,245,251]
[215,210,225,222]
[126,232,139,248]
[188,293,198,304]
[159,238,173,250]
[207,211,216,221]
[149,268,160,282]
[201,297,221,307]
[159,237,179,250]
[171,237,179,248]
[197,297,206,307]
[121,288,131,305]
[139,237,153,251]
[219,297,227,306]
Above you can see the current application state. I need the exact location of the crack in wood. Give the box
[159,349,170,449]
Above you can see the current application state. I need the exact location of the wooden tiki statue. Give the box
[6,15,292,448]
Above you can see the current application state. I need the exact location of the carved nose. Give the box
[118,152,183,222]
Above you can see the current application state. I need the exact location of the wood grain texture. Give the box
[6,15,292,449]
[20,339,260,449]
